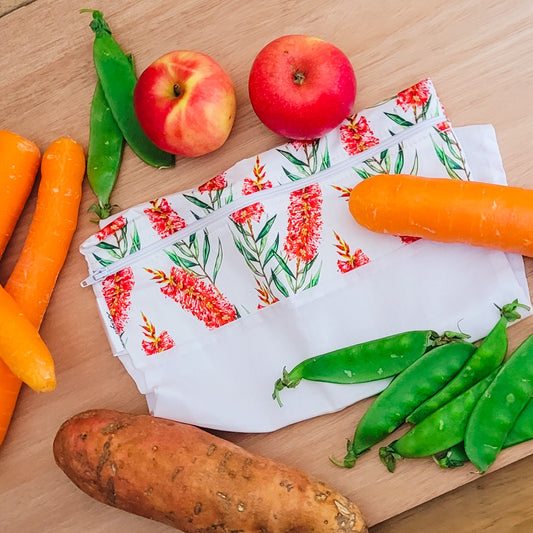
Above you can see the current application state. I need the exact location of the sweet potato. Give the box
[53,409,367,533]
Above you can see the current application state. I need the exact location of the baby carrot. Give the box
[0,137,85,444]
[5,137,85,326]
[349,174,533,257]
[0,130,41,259]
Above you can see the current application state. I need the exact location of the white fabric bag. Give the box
[80,78,531,432]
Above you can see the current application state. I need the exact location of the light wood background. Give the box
[1,1,533,531]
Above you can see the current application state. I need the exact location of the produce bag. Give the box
[80,78,531,432]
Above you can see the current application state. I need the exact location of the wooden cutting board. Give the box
[1,1,533,531]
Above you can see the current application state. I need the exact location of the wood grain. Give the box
[1,0,533,531]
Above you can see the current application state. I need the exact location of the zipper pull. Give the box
[80,268,110,287]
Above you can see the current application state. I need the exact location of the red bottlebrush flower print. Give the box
[340,115,380,156]
[331,184,353,199]
[256,280,279,309]
[199,172,227,193]
[230,156,272,225]
[96,215,127,242]
[334,232,370,273]
[284,184,323,262]
[400,235,421,244]
[102,267,135,335]
[288,139,314,151]
[144,198,186,238]
[146,267,237,329]
[436,121,451,132]
[230,203,265,225]
[140,313,175,355]
[396,79,431,111]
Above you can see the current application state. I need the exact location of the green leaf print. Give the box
[255,215,277,242]
[270,269,290,298]
[165,230,222,288]
[213,239,223,282]
[95,220,140,261]
[279,139,330,179]
[202,230,210,267]
[394,143,405,174]
[276,149,309,170]
[282,167,304,182]
[384,112,414,128]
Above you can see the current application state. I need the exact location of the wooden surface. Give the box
[1,0,533,531]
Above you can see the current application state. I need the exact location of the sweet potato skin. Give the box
[53,409,367,533]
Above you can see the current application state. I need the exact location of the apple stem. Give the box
[293,71,306,86]
[173,83,183,98]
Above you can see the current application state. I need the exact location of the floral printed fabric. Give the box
[79,79,530,432]
[81,78,469,340]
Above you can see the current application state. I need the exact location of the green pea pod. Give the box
[87,78,125,220]
[465,334,533,474]
[435,400,533,470]
[379,369,498,473]
[407,300,529,425]
[272,329,466,406]
[336,342,476,468]
[83,10,174,168]
[504,398,533,449]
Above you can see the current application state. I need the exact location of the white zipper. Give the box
[81,115,443,287]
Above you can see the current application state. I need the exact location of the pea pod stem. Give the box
[407,300,529,425]
[272,329,468,407]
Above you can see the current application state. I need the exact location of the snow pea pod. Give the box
[465,334,533,473]
[87,77,125,220]
[407,300,529,425]
[436,400,533,470]
[83,10,174,168]
[337,342,476,468]
[379,369,498,473]
[504,397,533,448]
[273,329,463,406]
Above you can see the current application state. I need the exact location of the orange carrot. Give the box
[0,130,41,259]
[0,285,56,393]
[0,359,23,446]
[0,137,85,445]
[349,174,533,257]
[5,137,86,327]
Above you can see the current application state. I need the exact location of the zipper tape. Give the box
[81,115,444,287]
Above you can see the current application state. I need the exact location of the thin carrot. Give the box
[0,137,85,445]
[5,137,86,326]
[0,130,41,259]
[349,174,533,257]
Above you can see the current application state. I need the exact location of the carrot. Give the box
[349,174,533,257]
[5,137,85,326]
[0,130,41,259]
[0,137,85,444]
[0,359,23,446]
[0,285,55,392]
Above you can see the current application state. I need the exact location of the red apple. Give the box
[248,35,357,140]
[134,51,236,157]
